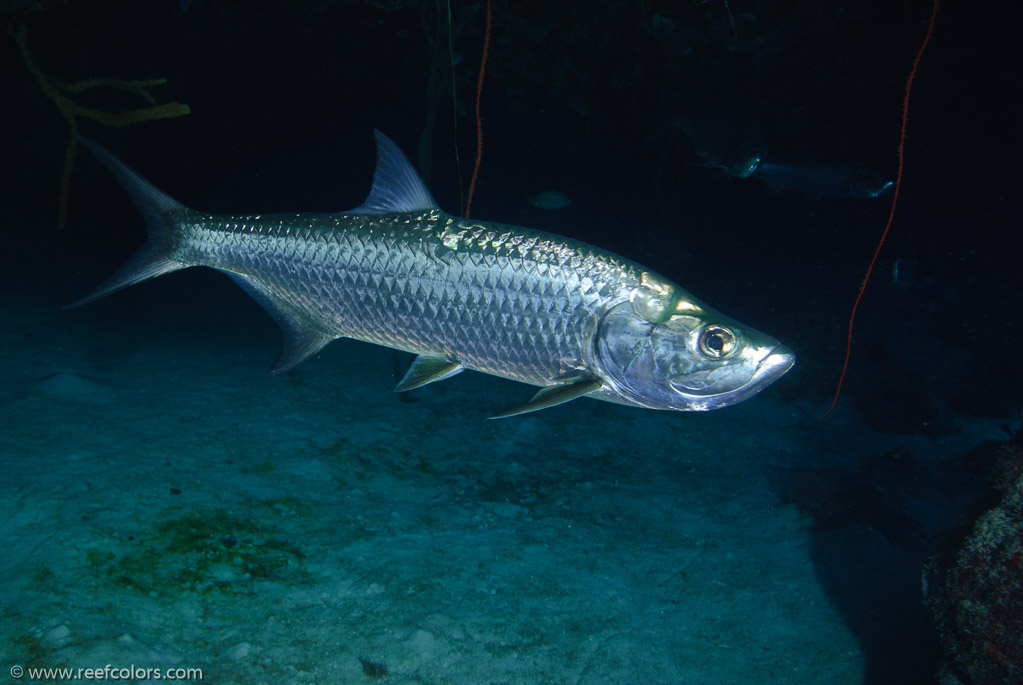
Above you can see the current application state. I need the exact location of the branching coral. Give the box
[11,24,190,228]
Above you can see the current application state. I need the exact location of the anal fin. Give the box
[395,355,464,391]
[225,273,334,374]
[490,378,601,419]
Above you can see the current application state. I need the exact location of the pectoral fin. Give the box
[490,378,602,419]
[395,355,464,391]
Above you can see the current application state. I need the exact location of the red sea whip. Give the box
[820,0,939,419]
[465,0,491,219]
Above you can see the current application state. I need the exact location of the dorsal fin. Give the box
[348,130,438,215]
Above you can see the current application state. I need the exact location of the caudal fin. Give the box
[65,135,189,308]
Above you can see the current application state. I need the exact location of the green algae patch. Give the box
[89,504,313,597]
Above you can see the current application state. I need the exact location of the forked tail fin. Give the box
[65,135,190,308]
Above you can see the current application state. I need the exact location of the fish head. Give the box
[594,272,794,411]
[729,153,762,179]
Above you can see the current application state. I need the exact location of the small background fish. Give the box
[527,190,572,209]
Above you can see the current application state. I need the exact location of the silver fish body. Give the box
[70,131,794,416]
[178,209,640,386]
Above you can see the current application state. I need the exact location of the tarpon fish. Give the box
[753,161,893,199]
[69,131,794,417]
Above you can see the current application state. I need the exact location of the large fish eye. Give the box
[699,325,737,358]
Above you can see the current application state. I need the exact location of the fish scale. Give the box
[174,209,641,387]
[69,131,794,416]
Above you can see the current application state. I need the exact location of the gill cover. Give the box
[595,272,791,411]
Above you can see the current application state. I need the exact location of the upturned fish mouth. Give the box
[666,343,795,410]
[754,344,796,385]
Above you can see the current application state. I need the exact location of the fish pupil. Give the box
[699,326,736,358]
